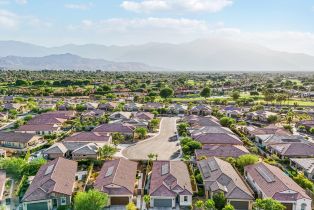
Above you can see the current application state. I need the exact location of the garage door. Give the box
[26,202,49,210]
[154,199,172,207]
[230,201,249,210]
[282,203,293,210]
[111,197,130,205]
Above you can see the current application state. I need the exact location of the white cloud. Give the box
[65,17,314,56]
[72,17,210,33]
[0,9,51,30]
[121,1,170,13]
[15,0,27,4]
[121,0,233,13]
[64,3,93,10]
[0,9,19,29]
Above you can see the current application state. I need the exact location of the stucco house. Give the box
[198,157,254,210]
[22,157,77,210]
[0,132,43,151]
[94,158,138,206]
[245,162,312,210]
[149,161,193,208]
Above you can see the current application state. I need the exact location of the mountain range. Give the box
[0,39,314,71]
[0,54,156,71]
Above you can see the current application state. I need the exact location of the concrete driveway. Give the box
[122,117,181,160]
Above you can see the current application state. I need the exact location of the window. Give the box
[183,196,188,202]
[60,197,66,205]
[301,203,307,210]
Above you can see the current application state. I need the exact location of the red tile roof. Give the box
[63,132,111,143]
[195,144,249,159]
[245,162,310,200]
[194,133,243,145]
[22,157,77,202]
[149,161,193,197]
[94,158,137,196]
[93,123,135,133]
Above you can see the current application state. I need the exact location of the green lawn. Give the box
[257,99,314,106]
[285,79,303,85]
[170,95,314,106]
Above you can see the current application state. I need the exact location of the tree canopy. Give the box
[200,87,211,98]
[74,189,108,210]
[253,198,286,210]
[160,87,174,99]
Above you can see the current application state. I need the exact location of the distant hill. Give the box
[1,39,314,71]
[0,53,158,71]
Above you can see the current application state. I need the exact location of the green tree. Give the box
[135,127,148,139]
[200,87,211,98]
[293,173,314,191]
[149,118,160,131]
[25,158,47,176]
[213,192,227,210]
[13,119,25,129]
[0,157,27,179]
[76,104,86,112]
[195,200,205,209]
[24,150,31,161]
[126,202,137,210]
[204,199,215,210]
[181,137,202,156]
[8,109,18,119]
[143,195,151,209]
[253,198,286,210]
[99,145,118,160]
[147,153,156,167]
[160,87,174,99]
[102,84,112,92]
[263,91,276,104]
[112,132,125,145]
[267,115,278,123]
[177,123,189,136]
[219,117,235,127]
[230,91,240,101]
[15,79,29,86]
[222,204,235,210]
[236,154,259,172]
[74,189,108,210]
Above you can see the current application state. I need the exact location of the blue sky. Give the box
[1,0,314,55]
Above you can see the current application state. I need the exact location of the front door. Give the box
[52,198,58,208]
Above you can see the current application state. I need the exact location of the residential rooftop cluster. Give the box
[0,72,313,210]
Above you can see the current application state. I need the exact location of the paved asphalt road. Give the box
[122,117,181,160]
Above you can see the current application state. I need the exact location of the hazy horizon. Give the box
[0,0,314,56]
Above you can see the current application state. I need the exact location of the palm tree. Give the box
[147,153,155,167]
[99,145,118,160]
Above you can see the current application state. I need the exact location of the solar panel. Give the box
[105,166,114,177]
[199,161,211,178]
[256,166,275,183]
[161,163,169,175]
[208,160,218,171]
[45,164,54,175]
[210,145,219,150]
